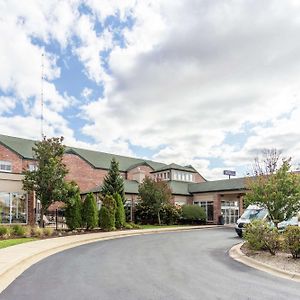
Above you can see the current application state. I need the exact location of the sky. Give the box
[1,0,300,180]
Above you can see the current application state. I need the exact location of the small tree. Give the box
[23,136,68,227]
[245,151,300,226]
[101,158,125,204]
[82,193,98,230]
[138,177,172,225]
[99,194,116,231]
[64,182,82,230]
[114,193,125,229]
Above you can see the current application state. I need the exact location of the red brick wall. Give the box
[194,172,206,183]
[0,144,23,173]
[127,165,154,180]
[63,153,126,192]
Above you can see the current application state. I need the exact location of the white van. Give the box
[235,205,268,237]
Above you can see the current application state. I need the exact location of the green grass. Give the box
[0,238,36,249]
[139,224,189,229]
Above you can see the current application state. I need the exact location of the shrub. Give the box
[43,227,54,237]
[0,226,9,238]
[11,225,27,237]
[31,226,44,238]
[114,193,126,229]
[65,194,82,230]
[82,193,98,230]
[124,223,133,229]
[244,220,280,255]
[181,205,206,224]
[99,194,116,231]
[160,204,182,225]
[284,226,300,258]
[244,220,266,251]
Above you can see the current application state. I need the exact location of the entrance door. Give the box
[221,200,239,224]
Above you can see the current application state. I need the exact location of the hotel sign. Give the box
[223,170,236,177]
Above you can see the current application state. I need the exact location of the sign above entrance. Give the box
[223,170,236,179]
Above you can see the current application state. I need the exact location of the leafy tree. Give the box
[114,193,125,229]
[64,182,82,230]
[22,136,68,227]
[99,194,116,231]
[245,152,300,226]
[138,177,172,225]
[101,158,125,204]
[82,193,98,230]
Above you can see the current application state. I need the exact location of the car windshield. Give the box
[241,208,267,220]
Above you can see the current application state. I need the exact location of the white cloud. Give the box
[0,97,16,115]
[80,0,300,178]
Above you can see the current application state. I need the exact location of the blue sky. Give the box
[1,1,300,179]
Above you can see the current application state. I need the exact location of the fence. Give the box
[44,209,67,230]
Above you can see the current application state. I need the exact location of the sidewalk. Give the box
[0,225,218,293]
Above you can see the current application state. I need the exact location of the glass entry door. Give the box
[221,200,239,224]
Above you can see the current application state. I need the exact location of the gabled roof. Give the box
[0,134,36,159]
[0,134,166,172]
[188,177,246,194]
[125,161,154,171]
[151,163,197,173]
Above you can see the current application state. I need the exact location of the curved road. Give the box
[1,228,299,300]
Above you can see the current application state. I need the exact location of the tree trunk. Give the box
[157,211,161,225]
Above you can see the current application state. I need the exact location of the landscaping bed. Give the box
[241,243,300,274]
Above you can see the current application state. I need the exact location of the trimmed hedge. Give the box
[181,205,206,224]
[82,193,98,230]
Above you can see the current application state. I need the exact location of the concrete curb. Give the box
[0,225,220,293]
[229,242,300,282]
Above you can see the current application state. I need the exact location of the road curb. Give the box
[229,242,300,282]
[0,225,221,293]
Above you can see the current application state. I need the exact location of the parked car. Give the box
[277,216,299,232]
[235,205,269,237]
[235,205,300,237]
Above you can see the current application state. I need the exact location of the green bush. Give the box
[99,206,115,231]
[99,194,116,231]
[181,205,206,224]
[124,222,133,229]
[43,227,54,237]
[65,194,82,230]
[0,226,9,238]
[82,193,98,230]
[244,220,266,251]
[284,226,300,258]
[31,226,44,237]
[11,225,27,237]
[160,204,182,225]
[244,220,280,255]
[114,193,126,229]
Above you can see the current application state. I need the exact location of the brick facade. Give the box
[63,153,126,192]
[0,143,23,173]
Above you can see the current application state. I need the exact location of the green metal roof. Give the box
[151,163,197,173]
[168,181,191,195]
[188,178,246,194]
[0,134,166,172]
[0,134,36,159]
[82,180,139,195]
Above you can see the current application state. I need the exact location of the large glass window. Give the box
[193,201,214,221]
[0,192,27,224]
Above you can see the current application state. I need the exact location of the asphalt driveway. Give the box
[1,227,299,300]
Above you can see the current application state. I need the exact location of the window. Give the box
[163,172,167,179]
[0,192,27,224]
[0,161,12,172]
[200,201,214,221]
[28,164,37,171]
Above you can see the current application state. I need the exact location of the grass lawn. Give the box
[139,224,190,229]
[0,238,36,249]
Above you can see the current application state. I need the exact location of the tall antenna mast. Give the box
[41,52,44,139]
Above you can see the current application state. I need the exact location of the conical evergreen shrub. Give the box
[82,193,98,230]
[114,193,125,229]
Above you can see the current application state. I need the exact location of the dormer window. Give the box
[28,164,37,172]
[0,160,12,172]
